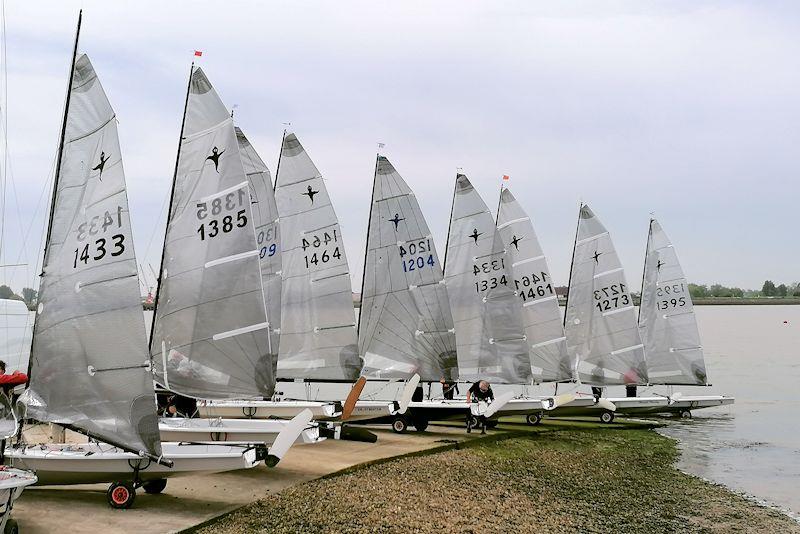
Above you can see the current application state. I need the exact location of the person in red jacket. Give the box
[0,360,27,396]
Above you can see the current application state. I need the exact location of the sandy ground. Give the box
[9,424,478,533]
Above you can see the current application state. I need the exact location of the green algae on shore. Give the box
[199,423,799,534]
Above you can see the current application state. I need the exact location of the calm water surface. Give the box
[653,305,799,517]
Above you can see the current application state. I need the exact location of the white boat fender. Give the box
[596,398,617,412]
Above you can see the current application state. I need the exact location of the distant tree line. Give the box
[0,285,38,307]
[688,281,800,298]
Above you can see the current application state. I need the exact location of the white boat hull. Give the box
[197,399,394,422]
[547,395,735,417]
[158,417,323,445]
[5,442,258,486]
[0,467,37,531]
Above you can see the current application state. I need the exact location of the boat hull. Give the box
[4,443,258,486]
[197,399,394,422]
[158,417,322,445]
[547,395,735,417]
[0,467,37,530]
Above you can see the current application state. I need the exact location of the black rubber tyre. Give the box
[107,481,136,509]
[392,416,408,433]
[4,518,19,534]
[484,420,499,429]
[679,410,692,419]
[599,410,615,424]
[413,418,429,432]
[526,413,543,426]
[143,479,168,494]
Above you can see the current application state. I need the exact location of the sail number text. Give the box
[73,206,127,268]
[399,239,435,273]
[656,282,687,311]
[196,190,249,240]
[257,226,278,259]
[514,271,554,302]
[594,283,630,312]
[473,258,507,294]
[302,230,341,268]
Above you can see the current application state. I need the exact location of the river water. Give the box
[651,305,799,518]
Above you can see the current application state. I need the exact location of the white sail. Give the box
[150,68,274,399]
[236,127,281,361]
[359,156,457,381]
[564,204,647,386]
[639,218,707,385]
[274,132,360,380]
[22,54,160,456]
[496,187,574,383]
[443,174,529,384]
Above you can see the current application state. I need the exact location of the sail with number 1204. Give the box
[358,156,457,381]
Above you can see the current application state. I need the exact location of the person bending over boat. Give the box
[466,380,494,434]
[0,360,27,397]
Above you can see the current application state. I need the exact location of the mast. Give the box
[22,11,82,405]
[356,154,379,338]
[148,62,194,354]
[441,173,458,272]
[272,129,286,193]
[562,202,583,327]
[637,218,654,323]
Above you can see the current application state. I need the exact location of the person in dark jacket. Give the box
[466,380,494,434]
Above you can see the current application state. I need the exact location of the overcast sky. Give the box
[0,0,797,294]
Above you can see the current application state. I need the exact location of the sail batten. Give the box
[564,204,648,386]
[495,187,574,383]
[22,53,161,457]
[444,175,529,384]
[150,67,274,400]
[638,219,707,385]
[274,132,360,380]
[358,156,457,381]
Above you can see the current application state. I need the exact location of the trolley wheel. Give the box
[599,410,615,424]
[485,420,499,429]
[143,478,168,494]
[391,415,408,433]
[413,418,429,432]
[107,481,136,509]
[526,413,543,426]
[4,518,19,534]
[679,410,692,419]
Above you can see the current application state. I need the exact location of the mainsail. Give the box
[564,204,647,386]
[443,175,529,384]
[358,156,457,381]
[639,218,707,385]
[274,132,360,380]
[22,53,160,456]
[496,187,574,383]
[235,127,281,361]
[150,67,274,399]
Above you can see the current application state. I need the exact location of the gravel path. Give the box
[200,426,799,533]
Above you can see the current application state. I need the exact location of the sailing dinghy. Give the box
[148,65,321,449]
[612,218,734,417]
[197,133,397,424]
[440,175,549,421]
[552,204,652,422]
[3,21,271,508]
